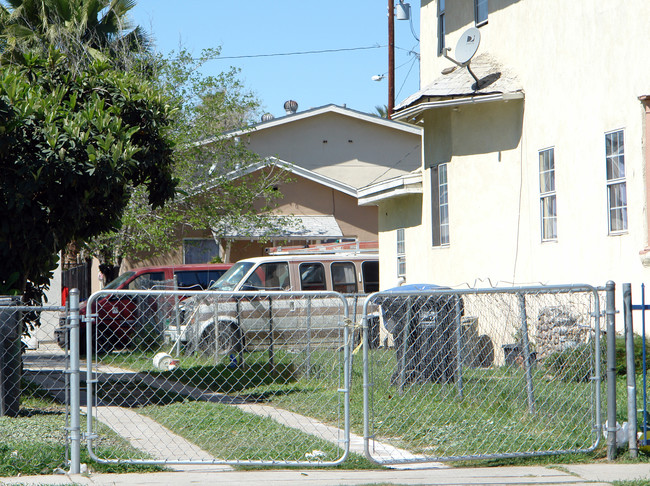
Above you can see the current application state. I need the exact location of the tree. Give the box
[0,51,177,295]
[0,0,150,69]
[83,48,289,267]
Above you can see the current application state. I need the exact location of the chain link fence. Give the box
[81,289,355,466]
[0,297,71,474]
[0,283,609,473]
[362,285,603,464]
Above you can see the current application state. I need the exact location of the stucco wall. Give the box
[407,0,650,291]
[244,111,422,188]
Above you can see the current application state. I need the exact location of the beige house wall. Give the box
[244,111,422,189]
[396,0,650,291]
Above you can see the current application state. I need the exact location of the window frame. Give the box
[182,238,219,264]
[331,261,358,294]
[474,0,488,26]
[437,0,446,55]
[538,147,557,242]
[431,163,450,247]
[396,228,406,277]
[605,129,628,235]
[299,262,326,291]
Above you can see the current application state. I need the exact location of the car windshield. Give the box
[209,262,255,291]
[103,271,135,290]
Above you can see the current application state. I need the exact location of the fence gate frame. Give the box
[80,288,353,468]
[361,283,603,466]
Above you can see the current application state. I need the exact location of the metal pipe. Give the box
[606,281,617,460]
[455,297,463,398]
[387,0,395,118]
[643,283,648,445]
[623,283,638,457]
[518,293,535,414]
[69,289,81,474]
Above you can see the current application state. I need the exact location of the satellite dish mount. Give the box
[443,27,481,88]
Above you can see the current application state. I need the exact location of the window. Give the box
[606,130,627,233]
[331,262,357,294]
[431,164,450,247]
[127,272,165,290]
[175,269,228,290]
[437,0,446,55]
[362,261,379,293]
[539,148,557,241]
[396,228,406,277]
[183,238,219,264]
[475,0,488,26]
[300,263,326,291]
[243,262,290,290]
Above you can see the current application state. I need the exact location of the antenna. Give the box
[443,27,482,88]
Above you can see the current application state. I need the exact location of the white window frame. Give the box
[539,147,557,241]
[397,228,406,277]
[437,0,446,55]
[439,164,450,246]
[475,0,488,26]
[606,129,628,234]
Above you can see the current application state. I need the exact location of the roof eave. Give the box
[394,91,525,122]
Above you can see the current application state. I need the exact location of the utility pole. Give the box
[388,0,395,119]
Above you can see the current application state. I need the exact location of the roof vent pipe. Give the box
[261,113,275,122]
[284,100,298,114]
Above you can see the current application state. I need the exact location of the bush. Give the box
[545,344,592,382]
[614,334,650,376]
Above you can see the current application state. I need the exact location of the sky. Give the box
[129,1,421,120]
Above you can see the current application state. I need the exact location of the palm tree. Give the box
[0,0,150,66]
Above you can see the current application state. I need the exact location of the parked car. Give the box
[55,263,232,353]
[173,254,380,354]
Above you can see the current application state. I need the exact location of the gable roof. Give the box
[394,53,524,122]
[231,157,359,198]
[205,104,421,145]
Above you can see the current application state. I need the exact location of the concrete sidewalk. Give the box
[2,464,650,486]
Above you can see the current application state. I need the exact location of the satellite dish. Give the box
[454,27,481,65]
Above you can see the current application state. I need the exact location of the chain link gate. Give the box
[0,297,73,472]
[361,284,603,465]
[82,289,354,467]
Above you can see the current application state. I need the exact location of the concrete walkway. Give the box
[2,463,650,485]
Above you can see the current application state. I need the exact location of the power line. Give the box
[206,44,385,61]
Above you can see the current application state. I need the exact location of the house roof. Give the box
[357,169,423,206]
[222,215,343,239]
[231,157,359,198]
[217,103,422,142]
[394,53,524,121]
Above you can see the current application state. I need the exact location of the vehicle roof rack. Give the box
[265,241,378,256]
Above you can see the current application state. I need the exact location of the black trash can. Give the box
[373,284,462,385]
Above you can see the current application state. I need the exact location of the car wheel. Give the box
[199,322,240,355]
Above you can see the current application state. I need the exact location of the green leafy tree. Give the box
[84,48,289,267]
[0,0,150,68]
[0,51,177,295]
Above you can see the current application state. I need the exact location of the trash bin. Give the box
[373,284,462,385]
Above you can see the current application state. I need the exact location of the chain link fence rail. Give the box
[0,297,71,473]
[362,284,603,465]
[80,289,356,467]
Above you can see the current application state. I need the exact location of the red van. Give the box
[55,263,232,353]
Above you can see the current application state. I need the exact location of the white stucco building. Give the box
[361,1,650,296]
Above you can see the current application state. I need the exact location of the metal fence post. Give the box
[0,296,21,418]
[606,280,617,460]
[623,283,638,457]
[68,289,81,474]
[455,298,463,399]
[518,293,535,414]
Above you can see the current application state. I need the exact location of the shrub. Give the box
[545,344,592,382]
